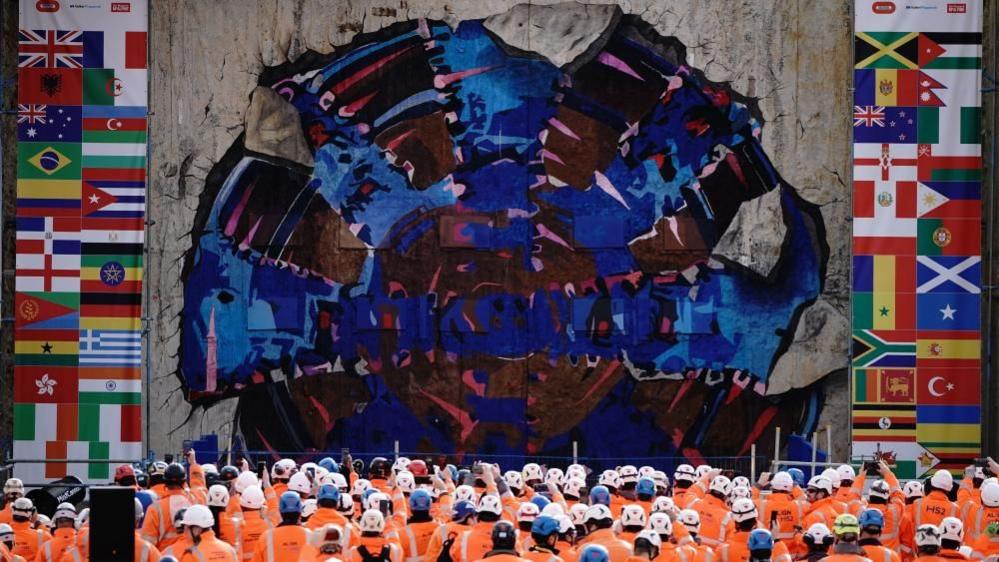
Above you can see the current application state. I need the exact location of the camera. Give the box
[863,461,879,476]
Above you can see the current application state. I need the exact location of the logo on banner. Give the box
[36,0,60,11]
[947,3,967,13]
[872,1,895,13]
[932,227,952,248]
[111,2,131,12]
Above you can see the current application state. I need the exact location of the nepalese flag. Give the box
[17,30,102,69]
[854,69,944,107]
[17,105,82,143]
[853,106,916,143]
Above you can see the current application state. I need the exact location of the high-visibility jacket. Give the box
[449,523,496,562]
[234,510,275,562]
[140,488,196,549]
[962,505,999,542]
[400,520,440,562]
[305,508,352,531]
[865,499,905,551]
[11,521,48,560]
[554,542,576,562]
[0,506,13,526]
[160,535,194,561]
[862,542,902,562]
[251,525,309,562]
[176,531,239,562]
[715,530,792,562]
[938,548,967,561]
[2,542,26,562]
[821,554,875,562]
[688,495,734,548]
[297,542,346,562]
[656,543,700,562]
[36,528,77,562]
[523,546,563,562]
[577,529,631,562]
[682,541,714,562]
[911,556,952,562]
[672,487,699,510]
[425,521,471,562]
[216,513,239,549]
[55,547,83,562]
[756,493,806,542]
[969,532,999,559]
[134,533,161,562]
[349,536,403,562]
[902,492,959,557]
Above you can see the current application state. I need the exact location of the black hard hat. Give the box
[491,520,518,550]
[369,457,390,479]
[219,466,239,482]
[164,463,186,485]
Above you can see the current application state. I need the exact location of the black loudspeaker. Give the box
[90,486,135,562]
[25,476,86,517]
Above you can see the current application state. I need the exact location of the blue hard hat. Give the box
[452,500,476,522]
[318,457,339,473]
[637,477,656,496]
[589,485,611,506]
[749,529,774,551]
[410,489,433,512]
[318,484,340,502]
[530,495,551,510]
[859,508,885,529]
[787,468,805,487]
[531,515,560,537]
[578,544,610,562]
[446,465,458,480]
[279,491,303,514]
[136,490,156,525]
[362,488,379,502]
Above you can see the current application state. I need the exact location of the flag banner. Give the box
[852,0,981,474]
[15,0,147,482]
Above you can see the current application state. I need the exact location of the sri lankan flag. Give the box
[854,368,916,404]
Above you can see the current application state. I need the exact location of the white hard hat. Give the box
[455,485,477,503]
[329,472,349,491]
[35,514,51,529]
[939,517,964,543]
[869,480,890,500]
[651,496,677,515]
[807,476,833,495]
[566,465,587,482]
[915,524,942,548]
[272,458,296,480]
[207,485,230,508]
[648,512,673,536]
[729,486,752,502]
[678,509,700,533]
[351,479,372,496]
[522,463,544,482]
[639,466,655,478]
[182,505,214,529]
[0,523,12,542]
[75,507,89,530]
[546,468,565,484]
[396,471,415,493]
[3,478,24,496]
[53,502,77,521]
[504,471,524,490]
[620,504,647,527]
[732,476,751,489]
[240,485,266,509]
[303,499,318,519]
[477,494,502,515]
[364,492,390,511]
[805,523,832,544]
[930,470,954,491]
[674,464,696,483]
[837,465,857,482]
[517,502,540,523]
[540,503,564,518]
[709,475,732,497]
[337,494,354,514]
[820,468,841,489]
[569,503,589,525]
[563,477,586,498]
[771,472,794,492]
[201,464,218,476]
[731,498,758,523]
[234,471,259,494]
[635,528,662,548]
[289,472,312,495]
[651,471,669,489]
[619,465,639,484]
[980,481,999,508]
[392,457,411,473]
[555,514,574,534]
[903,480,925,499]
[584,504,613,523]
[695,465,712,478]
[358,509,385,533]
[598,469,620,488]
[11,497,34,518]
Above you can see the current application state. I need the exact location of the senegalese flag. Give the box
[853,255,916,330]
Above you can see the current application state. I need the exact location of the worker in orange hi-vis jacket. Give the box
[910,524,952,562]
[754,472,806,549]
[1,524,28,562]
[687,475,735,549]
[0,479,27,527]
[715,499,791,562]
[348,510,402,562]
[399,490,440,562]
[251,492,310,562]
[8,499,48,561]
[131,499,162,562]
[298,524,346,562]
[141,463,197,550]
[472,521,529,562]
[522,516,563,562]
[854,464,905,551]
[901,470,961,558]
[819,515,875,562]
[856,509,902,562]
[575,505,630,562]
[35,503,78,562]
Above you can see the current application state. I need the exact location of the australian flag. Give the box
[17,104,82,143]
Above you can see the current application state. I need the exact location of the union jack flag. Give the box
[854,105,886,128]
[18,29,84,68]
[17,104,47,125]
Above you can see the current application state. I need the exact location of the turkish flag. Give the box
[917,368,981,405]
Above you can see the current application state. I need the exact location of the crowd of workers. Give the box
[0,451,998,562]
